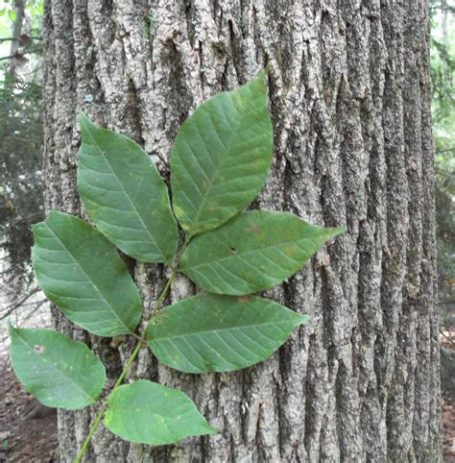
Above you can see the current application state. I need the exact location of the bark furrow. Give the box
[42,1,440,461]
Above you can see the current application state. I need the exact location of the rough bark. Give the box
[42,0,440,461]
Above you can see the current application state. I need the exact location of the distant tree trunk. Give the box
[6,0,25,79]
[440,0,452,89]
[42,1,440,461]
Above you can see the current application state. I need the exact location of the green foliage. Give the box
[78,116,178,264]
[32,211,142,337]
[170,72,273,237]
[430,1,455,347]
[180,211,343,295]
[0,0,43,29]
[147,293,308,373]
[104,380,216,445]
[26,0,44,20]
[10,73,343,456]
[9,325,106,409]
[430,39,455,132]
[7,9,16,22]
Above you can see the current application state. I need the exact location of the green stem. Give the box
[113,341,143,389]
[73,241,187,462]
[144,239,188,329]
[146,269,176,319]
[73,408,105,463]
[74,341,143,463]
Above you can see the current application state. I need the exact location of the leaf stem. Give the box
[74,409,105,463]
[113,341,144,389]
[155,269,176,310]
[145,238,188,324]
[73,240,187,462]
[74,340,143,463]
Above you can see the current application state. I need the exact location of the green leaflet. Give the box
[104,380,216,445]
[9,325,106,410]
[32,211,142,337]
[78,115,178,264]
[180,211,344,295]
[170,72,273,237]
[147,294,308,373]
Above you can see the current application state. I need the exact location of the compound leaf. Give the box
[9,325,106,410]
[170,72,273,237]
[78,115,178,264]
[104,380,216,445]
[180,211,344,295]
[147,293,308,373]
[32,211,142,337]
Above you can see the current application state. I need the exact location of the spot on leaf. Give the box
[246,223,261,234]
[33,344,45,354]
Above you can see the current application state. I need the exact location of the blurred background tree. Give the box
[430,0,455,401]
[0,0,45,325]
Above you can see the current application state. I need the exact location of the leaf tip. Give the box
[323,225,346,242]
[256,67,269,81]
[78,113,97,139]
[249,69,268,95]
[78,112,90,127]
[334,225,347,236]
[296,313,310,326]
[206,424,219,435]
[7,320,16,335]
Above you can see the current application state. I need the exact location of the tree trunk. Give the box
[42,0,440,461]
[6,0,26,79]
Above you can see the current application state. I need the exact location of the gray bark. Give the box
[42,0,440,461]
